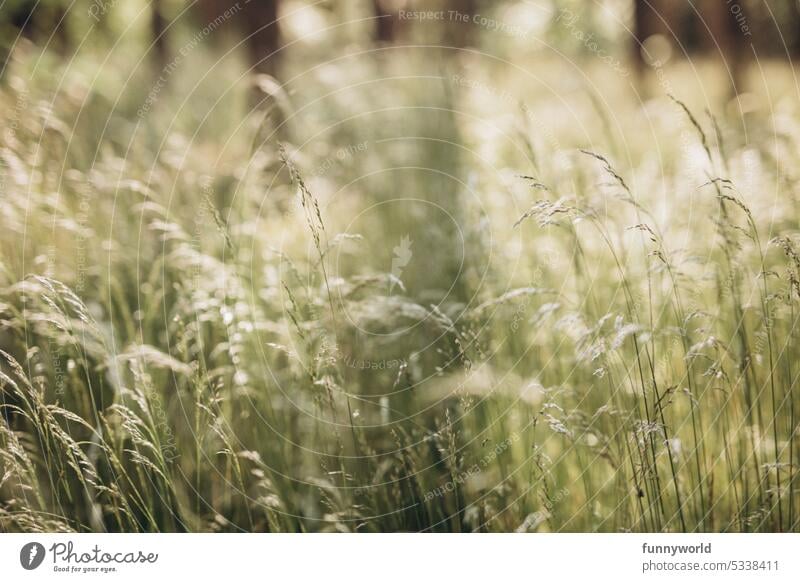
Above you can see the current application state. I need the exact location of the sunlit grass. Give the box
[1,45,799,532]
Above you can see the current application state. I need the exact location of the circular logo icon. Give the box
[20,542,46,570]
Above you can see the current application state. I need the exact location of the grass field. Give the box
[1,35,800,532]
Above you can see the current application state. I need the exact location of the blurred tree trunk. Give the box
[10,1,72,51]
[633,0,657,66]
[240,0,281,76]
[52,3,71,54]
[633,0,680,69]
[445,0,476,48]
[791,0,800,56]
[151,0,170,71]
[196,0,281,76]
[700,0,745,94]
[372,0,397,43]
[1,0,72,82]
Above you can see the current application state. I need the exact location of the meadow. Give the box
[1,21,800,532]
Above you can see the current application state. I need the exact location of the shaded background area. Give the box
[3,1,800,87]
[0,0,800,74]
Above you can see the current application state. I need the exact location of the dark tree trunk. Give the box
[700,0,746,94]
[151,0,170,71]
[240,0,281,76]
[633,0,680,68]
[791,0,800,56]
[445,0,477,48]
[633,0,654,68]
[195,0,281,76]
[372,0,396,43]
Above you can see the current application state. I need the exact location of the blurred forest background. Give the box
[5,1,800,91]
[3,1,800,66]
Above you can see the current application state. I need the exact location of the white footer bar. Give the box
[1,533,798,581]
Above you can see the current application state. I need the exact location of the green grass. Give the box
[1,43,799,532]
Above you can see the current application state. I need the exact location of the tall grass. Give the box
[1,47,799,532]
